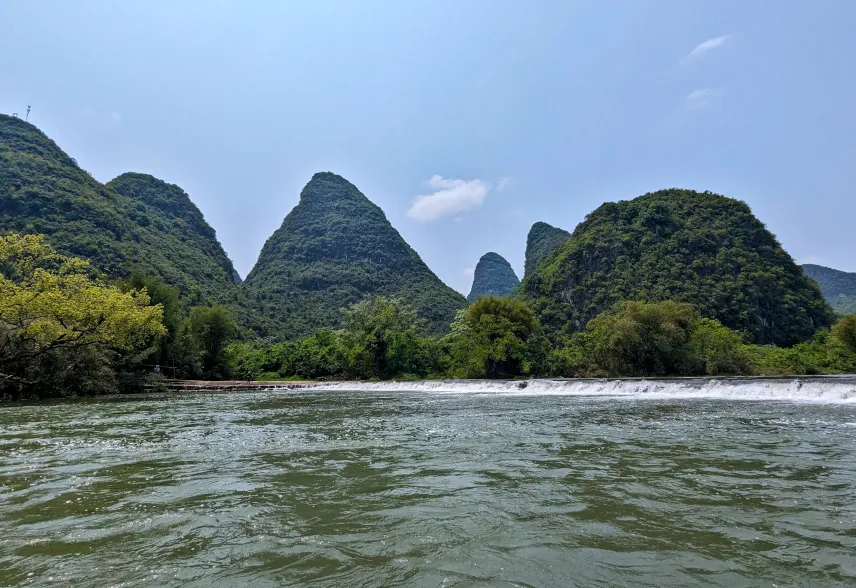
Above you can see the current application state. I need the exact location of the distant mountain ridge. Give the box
[467,252,520,302]
[244,172,467,337]
[802,264,856,315]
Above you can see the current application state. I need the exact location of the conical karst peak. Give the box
[467,252,520,303]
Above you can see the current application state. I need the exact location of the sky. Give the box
[1,0,854,294]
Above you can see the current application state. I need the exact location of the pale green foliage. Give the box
[0,234,166,398]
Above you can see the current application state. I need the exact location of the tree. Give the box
[341,296,428,379]
[178,305,237,379]
[690,318,751,376]
[585,300,697,377]
[832,314,856,352]
[0,234,165,398]
[449,297,539,378]
[118,270,182,366]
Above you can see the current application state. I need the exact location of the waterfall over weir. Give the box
[303,376,856,403]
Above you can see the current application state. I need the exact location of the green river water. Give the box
[1,384,855,587]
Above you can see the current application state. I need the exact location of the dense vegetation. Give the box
[467,252,520,302]
[1,114,133,271]
[227,296,856,381]
[244,172,467,338]
[524,221,570,277]
[803,264,856,315]
[522,189,833,346]
[0,235,165,399]
[0,115,269,334]
[2,118,852,396]
[106,173,240,297]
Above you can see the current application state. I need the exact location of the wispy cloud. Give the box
[681,35,729,65]
[497,177,510,192]
[407,175,490,222]
[685,88,721,109]
[109,111,122,124]
[463,267,475,277]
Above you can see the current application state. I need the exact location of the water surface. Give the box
[1,383,855,587]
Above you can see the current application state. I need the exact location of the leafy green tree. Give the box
[0,234,165,398]
[584,300,697,377]
[118,270,182,366]
[341,296,429,379]
[690,318,751,375]
[178,305,237,378]
[746,329,856,375]
[832,314,856,352]
[449,297,539,378]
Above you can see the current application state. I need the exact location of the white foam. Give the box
[302,377,856,404]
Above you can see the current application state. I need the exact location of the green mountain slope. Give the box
[802,264,856,315]
[522,189,833,346]
[467,252,520,303]
[524,221,570,277]
[1,114,133,271]
[244,172,467,337]
[106,173,239,298]
[0,114,240,308]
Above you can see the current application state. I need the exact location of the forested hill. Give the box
[803,264,856,315]
[522,189,833,346]
[524,221,570,277]
[467,252,520,302]
[0,114,240,307]
[244,172,467,337]
[107,173,240,298]
[0,113,133,271]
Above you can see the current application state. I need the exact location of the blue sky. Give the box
[2,1,854,294]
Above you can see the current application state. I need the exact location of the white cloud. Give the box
[407,175,490,222]
[109,111,122,124]
[681,35,729,65]
[497,177,510,191]
[685,88,721,109]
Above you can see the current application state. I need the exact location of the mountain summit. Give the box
[524,221,570,277]
[244,172,466,336]
[0,114,237,302]
[523,189,832,345]
[467,252,520,302]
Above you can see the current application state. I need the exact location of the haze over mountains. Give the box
[0,114,845,344]
[802,265,856,315]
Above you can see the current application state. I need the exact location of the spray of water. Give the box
[299,377,856,403]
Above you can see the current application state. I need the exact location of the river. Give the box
[1,379,855,587]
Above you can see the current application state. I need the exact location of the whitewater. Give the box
[306,375,856,403]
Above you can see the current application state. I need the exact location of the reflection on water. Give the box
[1,389,855,587]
